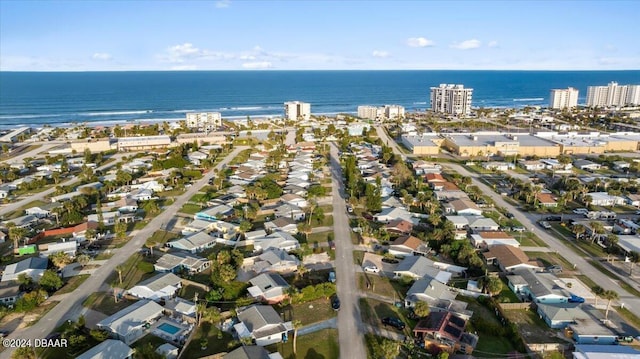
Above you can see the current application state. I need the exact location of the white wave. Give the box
[413,101,427,105]
[512,98,544,101]
[82,110,152,116]
[229,106,264,110]
[0,114,61,119]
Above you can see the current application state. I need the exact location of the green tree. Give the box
[76,254,91,268]
[378,338,400,359]
[484,276,504,296]
[40,270,63,291]
[50,251,73,270]
[602,290,619,319]
[593,285,604,307]
[114,221,127,240]
[292,319,302,355]
[413,301,431,318]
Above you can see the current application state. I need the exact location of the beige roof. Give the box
[483,245,531,269]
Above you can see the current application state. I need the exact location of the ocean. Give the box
[1,70,639,129]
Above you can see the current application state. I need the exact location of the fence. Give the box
[527,343,570,353]
[498,302,533,310]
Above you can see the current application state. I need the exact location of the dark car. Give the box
[382,257,399,264]
[331,296,340,311]
[546,216,562,221]
[505,213,515,219]
[382,317,405,330]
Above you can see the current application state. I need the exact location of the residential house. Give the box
[412,161,442,175]
[413,311,478,354]
[253,232,300,252]
[264,217,298,234]
[181,219,215,235]
[434,186,470,201]
[470,232,520,249]
[569,320,618,345]
[210,221,241,242]
[536,303,591,329]
[154,252,211,274]
[226,185,247,198]
[76,339,134,359]
[626,194,640,208]
[426,173,447,190]
[24,206,51,218]
[587,192,625,207]
[572,345,640,359]
[248,273,290,304]
[483,245,540,272]
[87,211,120,225]
[444,199,482,216]
[519,160,545,171]
[404,276,457,308]
[195,205,234,221]
[1,257,48,282]
[541,159,572,170]
[224,346,284,359]
[163,297,197,321]
[508,268,571,303]
[40,241,78,257]
[613,161,630,172]
[187,151,209,166]
[273,203,305,221]
[156,343,180,359]
[3,214,39,229]
[613,219,640,235]
[280,194,308,208]
[127,272,182,301]
[384,219,413,235]
[167,232,217,253]
[282,184,307,197]
[374,206,414,224]
[389,235,429,258]
[245,249,300,274]
[97,299,164,345]
[393,256,452,283]
[0,283,21,306]
[574,160,601,171]
[447,215,500,232]
[234,305,293,346]
[129,188,153,201]
[481,161,515,172]
[536,193,558,207]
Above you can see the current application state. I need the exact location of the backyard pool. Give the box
[158,322,181,335]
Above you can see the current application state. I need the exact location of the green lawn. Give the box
[515,231,546,247]
[319,204,333,213]
[268,329,339,359]
[461,298,519,356]
[190,193,210,203]
[353,251,364,265]
[526,251,573,269]
[182,321,239,358]
[179,283,208,302]
[55,274,90,295]
[82,292,135,316]
[180,203,203,215]
[360,297,413,337]
[357,273,409,302]
[148,229,180,246]
[503,308,566,344]
[106,253,156,290]
[307,231,331,243]
[276,298,337,326]
[617,306,640,331]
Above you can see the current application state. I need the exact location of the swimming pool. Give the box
[158,322,181,335]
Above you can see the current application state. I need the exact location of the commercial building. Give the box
[549,87,579,109]
[283,101,311,121]
[441,132,561,158]
[186,112,222,132]
[117,135,172,151]
[400,134,443,155]
[430,84,473,116]
[586,82,640,107]
[358,105,406,121]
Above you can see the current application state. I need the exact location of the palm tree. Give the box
[602,290,619,319]
[7,223,27,249]
[50,252,73,270]
[593,285,604,307]
[589,221,605,244]
[115,264,124,285]
[483,276,504,296]
[571,224,586,240]
[292,319,302,355]
[629,251,640,275]
[145,238,158,257]
[76,254,91,269]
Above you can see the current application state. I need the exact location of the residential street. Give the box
[373,123,640,323]
[0,152,127,217]
[329,142,367,359]
[0,147,247,359]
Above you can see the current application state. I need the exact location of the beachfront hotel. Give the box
[586,82,640,107]
[357,104,405,121]
[283,101,311,121]
[549,87,579,109]
[186,112,222,132]
[430,84,473,116]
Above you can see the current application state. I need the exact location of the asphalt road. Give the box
[329,142,367,359]
[0,152,127,218]
[373,124,640,328]
[0,146,247,359]
[0,143,60,166]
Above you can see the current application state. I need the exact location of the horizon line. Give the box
[2,68,640,73]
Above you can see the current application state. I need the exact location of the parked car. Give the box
[382,257,399,264]
[347,206,354,213]
[505,213,515,219]
[329,271,336,283]
[382,317,405,330]
[364,265,380,273]
[331,296,341,311]
[573,208,589,215]
[546,216,562,221]
[539,221,552,229]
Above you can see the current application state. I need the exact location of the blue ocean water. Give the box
[0,70,639,128]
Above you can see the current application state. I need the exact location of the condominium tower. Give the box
[186,112,222,132]
[357,105,405,121]
[284,101,311,121]
[586,82,640,107]
[430,84,473,116]
[549,87,579,109]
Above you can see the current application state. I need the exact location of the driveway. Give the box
[329,142,367,359]
[0,146,248,359]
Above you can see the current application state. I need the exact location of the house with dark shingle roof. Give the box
[413,311,478,354]
[234,305,293,346]
[1,256,48,283]
[248,273,290,304]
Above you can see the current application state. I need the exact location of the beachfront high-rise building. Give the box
[586,82,640,107]
[284,101,311,121]
[186,112,222,132]
[430,84,473,116]
[357,105,405,121]
[549,87,579,109]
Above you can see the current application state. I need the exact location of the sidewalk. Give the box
[297,317,337,336]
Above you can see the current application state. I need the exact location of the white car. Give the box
[364,265,380,273]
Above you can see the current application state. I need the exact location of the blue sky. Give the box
[1,0,639,71]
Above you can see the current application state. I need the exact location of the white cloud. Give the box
[242,61,273,69]
[451,39,482,50]
[92,52,112,61]
[171,65,198,70]
[406,37,435,48]
[372,50,390,58]
[215,0,231,8]
[239,54,256,60]
[488,41,499,48]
